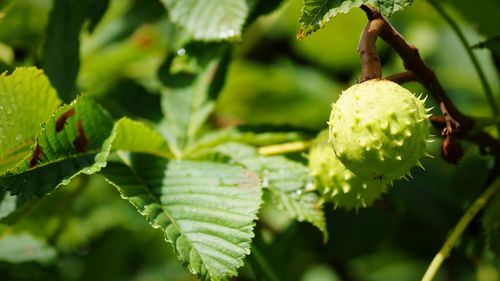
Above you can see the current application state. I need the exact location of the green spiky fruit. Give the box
[328,79,430,184]
[309,130,386,210]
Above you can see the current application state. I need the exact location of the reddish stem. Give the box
[431,115,500,155]
[358,18,384,81]
[359,5,474,135]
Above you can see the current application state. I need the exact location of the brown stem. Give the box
[358,18,384,81]
[360,5,474,135]
[431,115,500,155]
[385,71,419,84]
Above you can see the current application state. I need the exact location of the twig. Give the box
[430,115,500,155]
[385,71,419,84]
[360,5,474,135]
[358,18,384,81]
[421,176,500,281]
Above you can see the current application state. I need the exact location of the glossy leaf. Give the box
[298,0,413,38]
[0,67,61,175]
[103,154,262,281]
[160,0,256,41]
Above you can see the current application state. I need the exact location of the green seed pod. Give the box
[309,130,386,210]
[328,79,430,184]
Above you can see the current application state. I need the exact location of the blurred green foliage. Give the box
[0,0,500,280]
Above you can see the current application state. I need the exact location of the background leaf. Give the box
[443,0,500,38]
[103,154,262,281]
[41,0,101,102]
[0,0,52,58]
[207,143,327,240]
[216,60,340,129]
[0,67,61,174]
[159,43,230,153]
[160,0,256,41]
[297,0,413,38]
[0,232,56,264]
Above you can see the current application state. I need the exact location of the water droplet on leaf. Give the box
[176,48,186,56]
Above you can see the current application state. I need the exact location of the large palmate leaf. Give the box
[207,143,327,240]
[0,68,61,174]
[297,0,413,38]
[103,154,262,281]
[160,0,256,41]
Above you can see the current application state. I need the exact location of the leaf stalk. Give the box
[258,141,311,156]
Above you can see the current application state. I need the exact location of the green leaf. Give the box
[0,96,114,198]
[297,0,413,38]
[0,0,52,54]
[0,232,56,264]
[0,67,61,175]
[207,143,328,240]
[160,44,230,153]
[98,117,174,161]
[0,98,173,199]
[41,0,97,102]
[483,193,500,255]
[102,154,262,281]
[160,0,256,41]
